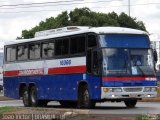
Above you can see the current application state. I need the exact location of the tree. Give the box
[118,13,146,31]
[19,8,147,39]
[54,11,69,28]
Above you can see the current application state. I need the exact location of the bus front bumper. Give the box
[101,86,157,99]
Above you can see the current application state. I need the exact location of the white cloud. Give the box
[130,0,160,34]
[0,0,160,41]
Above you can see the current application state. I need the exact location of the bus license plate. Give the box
[129,94,137,98]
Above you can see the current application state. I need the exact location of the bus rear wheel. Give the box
[22,90,30,107]
[29,86,48,107]
[29,86,37,107]
[78,85,95,108]
[124,100,137,108]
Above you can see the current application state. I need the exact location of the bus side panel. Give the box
[86,75,101,100]
[4,74,102,101]
[3,77,19,99]
[4,74,83,101]
[31,74,84,100]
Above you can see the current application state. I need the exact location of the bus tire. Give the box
[29,86,48,107]
[22,90,30,107]
[29,86,38,107]
[78,85,95,108]
[124,100,137,108]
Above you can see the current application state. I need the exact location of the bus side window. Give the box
[42,42,54,58]
[47,42,54,57]
[29,43,40,59]
[55,40,62,56]
[62,39,69,55]
[88,34,97,48]
[87,34,98,75]
[6,47,16,62]
[55,38,69,56]
[70,35,86,54]
[17,45,28,61]
[87,50,99,75]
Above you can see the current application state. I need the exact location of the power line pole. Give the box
[128,0,130,16]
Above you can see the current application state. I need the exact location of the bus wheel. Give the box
[78,85,95,108]
[22,90,30,107]
[124,100,137,108]
[30,86,38,107]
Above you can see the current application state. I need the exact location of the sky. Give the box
[0,0,160,44]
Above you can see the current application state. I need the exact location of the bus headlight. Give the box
[103,88,109,93]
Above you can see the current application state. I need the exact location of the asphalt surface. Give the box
[0,100,160,115]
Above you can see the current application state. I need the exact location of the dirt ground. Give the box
[1,107,158,120]
[0,107,139,120]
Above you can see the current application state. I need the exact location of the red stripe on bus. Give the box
[4,66,86,77]
[4,68,44,77]
[102,77,146,81]
[48,66,86,75]
[4,70,19,77]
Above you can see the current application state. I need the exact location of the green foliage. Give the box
[19,8,147,39]
[136,115,150,120]
[0,107,16,114]
[136,114,159,120]
[118,13,146,31]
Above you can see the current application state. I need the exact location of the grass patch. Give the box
[157,88,160,96]
[0,106,16,114]
[136,114,159,120]
[136,115,150,120]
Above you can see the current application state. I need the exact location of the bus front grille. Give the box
[123,88,142,92]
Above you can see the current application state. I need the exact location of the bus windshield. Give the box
[102,48,155,76]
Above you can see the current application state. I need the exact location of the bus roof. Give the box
[5,26,148,46]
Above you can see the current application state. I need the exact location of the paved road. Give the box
[92,102,160,114]
[0,100,160,114]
